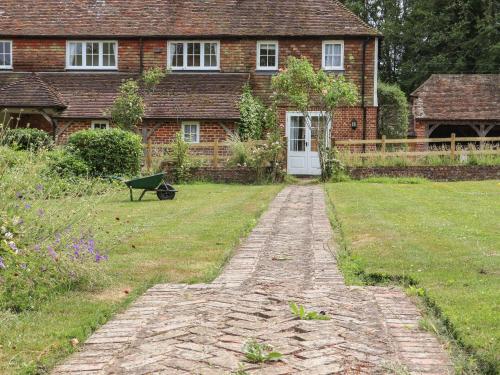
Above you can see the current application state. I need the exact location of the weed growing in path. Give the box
[289,302,330,320]
[242,340,282,363]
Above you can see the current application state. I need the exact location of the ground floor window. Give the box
[91,120,110,130]
[182,122,200,143]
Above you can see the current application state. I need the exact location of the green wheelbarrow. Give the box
[122,173,177,202]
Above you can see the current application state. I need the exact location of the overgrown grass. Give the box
[325,180,499,374]
[337,143,500,167]
[0,169,281,373]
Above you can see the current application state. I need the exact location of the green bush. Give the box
[45,149,90,178]
[377,82,409,139]
[68,129,142,176]
[3,128,53,151]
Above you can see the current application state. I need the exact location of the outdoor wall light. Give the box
[351,119,358,130]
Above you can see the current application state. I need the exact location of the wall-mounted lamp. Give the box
[351,119,358,130]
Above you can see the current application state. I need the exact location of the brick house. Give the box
[0,0,380,175]
[410,74,500,140]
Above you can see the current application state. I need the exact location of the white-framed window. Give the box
[0,40,12,69]
[182,122,200,143]
[322,40,344,70]
[167,41,220,70]
[66,41,118,70]
[91,120,110,130]
[257,41,278,70]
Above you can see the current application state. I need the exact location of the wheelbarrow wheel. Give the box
[157,183,176,200]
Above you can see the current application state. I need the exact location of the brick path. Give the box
[54,186,452,375]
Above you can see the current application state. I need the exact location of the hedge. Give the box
[68,129,142,176]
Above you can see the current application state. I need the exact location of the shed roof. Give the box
[411,74,500,121]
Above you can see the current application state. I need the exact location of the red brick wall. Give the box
[53,118,236,144]
[144,119,236,144]
[277,106,378,141]
[10,37,377,105]
[12,39,66,71]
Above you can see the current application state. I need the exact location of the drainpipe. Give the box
[139,37,144,74]
[361,37,370,153]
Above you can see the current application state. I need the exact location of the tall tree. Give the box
[340,0,500,94]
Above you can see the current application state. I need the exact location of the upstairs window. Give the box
[66,41,117,70]
[0,41,12,69]
[257,41,278,70]
[182,122,200,143]
[168,41,219,70]
[322,41,344,70]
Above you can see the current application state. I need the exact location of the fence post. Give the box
[450,133,456,159]
[381,135,386,159]
[213,139,219,167]
[146,138,152,172]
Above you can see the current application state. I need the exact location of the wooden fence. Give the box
[334,134,500,159]
[143,139,266,170]
[143,134,500,170]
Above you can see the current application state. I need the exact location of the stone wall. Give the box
[348,165,500,181]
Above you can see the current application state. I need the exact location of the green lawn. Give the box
[0,183,282,374]
[325,180,500,373]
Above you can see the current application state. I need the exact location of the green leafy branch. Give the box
[243,340,283,363]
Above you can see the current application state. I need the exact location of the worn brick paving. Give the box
[54,186,452,375]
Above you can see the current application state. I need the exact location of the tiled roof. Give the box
[411,74,500,121]
[0,73,248,119]
[0,0,378,37]
[0,73,66,108]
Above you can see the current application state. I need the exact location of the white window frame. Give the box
[91,120,110,130]
[182,121,200,143]
[0,40,13,69]
[66,41,118,70]
[256,41,279,71]
[322,40,344,71]
[167,41,220,71]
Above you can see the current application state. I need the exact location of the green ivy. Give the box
[377,82,409,139]
[238,84,266,140]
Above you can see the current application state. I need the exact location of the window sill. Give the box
[65,68,119,71]
[0,67,13,71]
[255,70,278,75]
[170,69,221,73]
[323,68,345,73]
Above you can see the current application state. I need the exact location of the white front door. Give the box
[286,112,324,175]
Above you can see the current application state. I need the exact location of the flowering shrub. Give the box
[0,194,108,312]
[0,146,116,312]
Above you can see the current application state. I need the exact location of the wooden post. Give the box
[213,139,219,167]
[381,135,386,159]
[146,138,152,172]
[450,133,456,159]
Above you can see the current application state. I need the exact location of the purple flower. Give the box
[24,203,31,210]
[0,256,5,269]
[47,246,57,259]
[36,184,44,191]
[94,251,108,263]
[8,241,18,253]
[34,244,41,252]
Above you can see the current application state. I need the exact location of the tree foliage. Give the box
[341,0,499,94]
[377,82,409,139]
[272,57,358,181]
[110,79,145,131]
